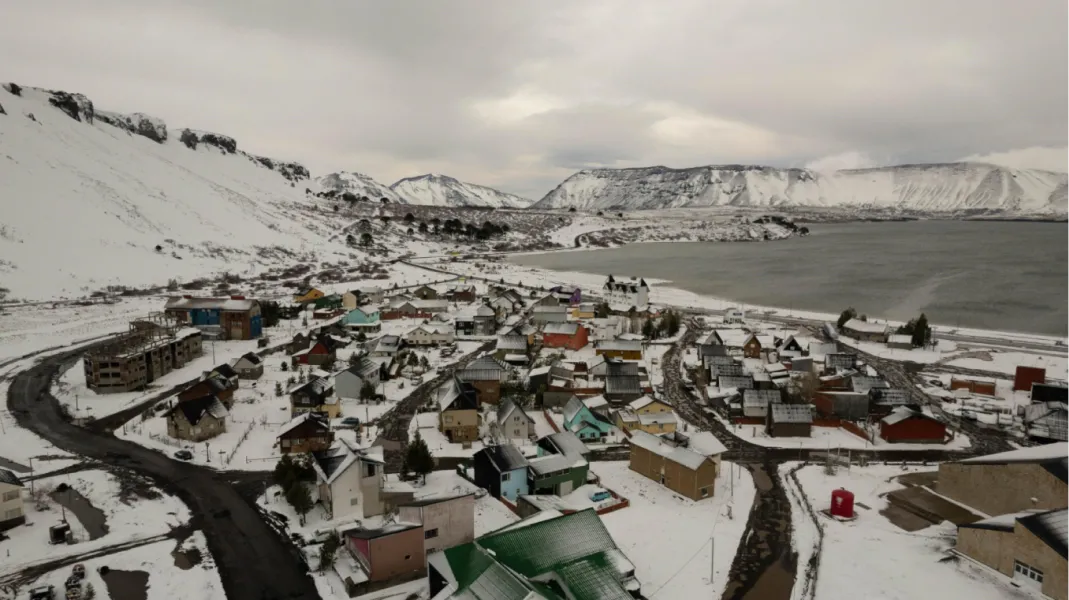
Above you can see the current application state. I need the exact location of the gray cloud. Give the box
[1,0,1065,199]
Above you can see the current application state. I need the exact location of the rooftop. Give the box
[843,318,887,334]
[628,430,714,470]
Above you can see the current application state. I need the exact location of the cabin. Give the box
[290,377,339,419]
[765,404,813,438]
[292,335,340,367]
[232,352,264,380]
[879,407,947,444]
[165,394,228,442]
[277,413,334,454]
[542,322,589,351]
[437,376,480,443]
[742,334,774,359]
[445,283,478,303]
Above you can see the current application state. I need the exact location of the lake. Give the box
[510,221,1068,336]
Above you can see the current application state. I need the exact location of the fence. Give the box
[225,420,256,465]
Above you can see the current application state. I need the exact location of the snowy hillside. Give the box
[0,84,352,299]
[316,171,408,204]
[533,164,1069,216]
[390,174,532,208]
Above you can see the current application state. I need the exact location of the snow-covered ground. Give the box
[0,297,160,362]
[593,460,754,599]
[714,414,972,452]
[783,463,1038,600]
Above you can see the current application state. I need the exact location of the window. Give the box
[501,472,511,482]
[444,415,453,424]
[1013,561,1043,584]
[2,490,19,502]
[425,528,438,540]
[701,487,710,498]
[350,497,359,506]
[291,438,302,445]
[513,429,520,436]
[364,463,377,478]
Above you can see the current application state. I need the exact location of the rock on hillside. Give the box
[389,173,531,208]
[97,110,168,143]
[532,163,1068,217]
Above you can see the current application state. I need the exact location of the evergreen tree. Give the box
[406,431,435,483]
[318,532,341,572]
[280,361,288,372]
[348,352,361,367]
[912,313,931,347]
[360,381,377,402]
[641,318,655,339]
[836,307,857,330]
[360,232,373,247]
[286,483,313,525]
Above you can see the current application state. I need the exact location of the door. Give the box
[1012,561,1043,591]
[558,479,574,495]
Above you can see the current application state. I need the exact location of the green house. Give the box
[313,294,343,309]
[526,452,589,496]
[427,509,639,600]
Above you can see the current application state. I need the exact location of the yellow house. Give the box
[294,288,325,304]
[572,303,596,319]
[618,396,677,434]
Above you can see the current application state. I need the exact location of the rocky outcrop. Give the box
[245,153,310,183]
[46,90,94,123]
[178,129,237,154]
[3,83,22,96]
[96,111,168,143]
[0,101,5,116]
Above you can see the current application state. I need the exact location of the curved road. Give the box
[7,346,319,600]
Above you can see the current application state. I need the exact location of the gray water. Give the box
[511,221,1068,336]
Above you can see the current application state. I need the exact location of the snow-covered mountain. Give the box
[390,174,532,208]
[533,164,1068,216]
[315,171,408,204]
[0,83,352,299]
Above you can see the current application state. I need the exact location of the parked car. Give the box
[174,450,193,461]
[28,586,55,600]
[336,417,361,430]
[588,488,612,502]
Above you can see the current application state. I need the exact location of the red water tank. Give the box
[830,488,854,518]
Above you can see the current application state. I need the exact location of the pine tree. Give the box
[406,431,435,484]
[912,313,931,348]
[348,352,361,367]
[286,483,313,525]
[641,318,655,339]
[280,361,288,372]
[318,532,341,572]
[837,307,857,330]
[84,583,96,600]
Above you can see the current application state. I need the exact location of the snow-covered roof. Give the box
[543,322,580,335]
[852,376,890,394]
[562,396,585,423]
[880,406,936,426]
[628,430,712,470]
[769,404,813,424]
[583,395,609,410]
[164,296,258,312]
[540,431,590,458]
[497,398,530,426]
[686,431,728,457]
[596,339,643,352]
[743,389,781,407]
[496,335,528,351]
[628,396,661,411]
[958,443,1068,465]
[277,412,328,438]
[0,468,22,487]
[527,452,586,475]
[843,319,887,334]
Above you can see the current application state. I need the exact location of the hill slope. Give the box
[315,171,408,204]
[532,164,1068,216]
[0,84,353,300]
[390,174,531,208]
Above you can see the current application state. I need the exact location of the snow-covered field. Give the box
[594,460,754,599]
[783,463,1036,600]
[714,414,972,452]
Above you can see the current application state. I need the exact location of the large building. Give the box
[937,443,1067,517]
[628,430,725,500]
[956,508,1067,600]
[164,295,263,340]
[0,469,25,531]
[83,314,203,394]
[603,275,649,310]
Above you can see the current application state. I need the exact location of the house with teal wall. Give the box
[342,307,381,333]
[562,396,613,441]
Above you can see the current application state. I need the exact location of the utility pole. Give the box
[710,537,715,588]
[205,442,211,463]
[28,457,33,496]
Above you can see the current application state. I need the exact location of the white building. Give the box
[312,442,386,519]
[403,324,455,346]
[724,307,745,324]
[0,469,24,531]
[603,275,649,310]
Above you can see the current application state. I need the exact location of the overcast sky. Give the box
[3,0,1066,198]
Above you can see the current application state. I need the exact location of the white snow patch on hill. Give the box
[0,85,352,300]
[533,163,1068,215]
[316,170,407,204]
[390,173,532,208]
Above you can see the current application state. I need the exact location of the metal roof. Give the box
[479,444,529,472]
[543,322,580,335]
[164,296,258,312]
[769,404,813,424]
[0,468,23,487]
[629,430,710,470]
[168,394,228,426]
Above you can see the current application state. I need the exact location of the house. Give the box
[603,274,649,310]
[706,329,750,349]
[572,302,596,319]
[454,305,497,337]
[589,316,625,341]
[458,355,511,405]
[292,335,340,367]
[426,508,640,599]
[533,294,560,308]
[542,322,589,350]
[812,390,869,420]
[742,334,774,359]
[868,387,910,416]
[311,442,387,519]
[950,376,997,396]
[0,469,25,531]
[369,334,402,358]
[290,377,339,418]
[164,295,263,340]
[531,305,569,324]
[293,288,325,304]
[277,413,334,454]
[341,308,381,333]
[595,339,643,360]
[536,431,591,460]
[764,404,813,438]
[777,335,804,355]
[165,394,228,442]
[824,353,858,372]
[937,443,1068,516]
[231,352,264,380]
[437,376,480,443]
[841,318,888,343]
[955,508,1067,600]
[342,287,383,309]
[287,332,311,355]
[886,334,914,350]
[628,429,723,500]
[582,395,611,419]
[177,372,236,407]
[724,307,745,324]
[493,335,528,361]
[335,358,383,399]
[403,324,455,346]
[563,396,614,441]
[742,389,781,418]
[495,398,535,441]
[445,283,478,303]
[472,444,530,501]
[342,522,425,586]
[382,299,450,320]
[527,452,589,496]
[616,396,677,435]
[1024,402,1068,442]
[604,362,645,404]
[398,493,475,555]
[879,407,947,443]
[489,294,521,319]
[550,285,581,306]
[411,284,439,300]
[209,362,240,388]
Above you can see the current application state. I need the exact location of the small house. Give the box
[842,318,888,343]
[445,283,478,303]
[542,322,589,351]
[777,335,804,355]
[437,376,480,443]
[628,430,722,500]
[287,332,311,355]
[342,308,381,333]
[232,352,264,380]
[0,469,25,531]
[765,404,813,438]
[955,508,1067,600]
[742,334,774,359]
[369,334,402,358]
[495,398,535,441]
[342,523,426,585]
[342,287,383,309]
[178,372,236,407]
[276,413,334,454]
[595,339,643,360]
[335,358,383,399]
[411,284,439,300]
[403,324,455,346]
[527,452,589,496]
[886,334,914,350]
[293,288,325,304]
[879,407,947,444]
[292,335,340,367]
[472,444,530,501]
[165,394,228,442]
[742,389,781,418]
[454,304,497,337]
[290,377,339,418]
[572,303,596,319]
[531,305,569,324]
[562,396,614,441]
[458,355,511,405]
[493,335,528,362]
[398,493,475,555]
[312,442,387,519]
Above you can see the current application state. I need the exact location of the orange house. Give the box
[542,323,589,351]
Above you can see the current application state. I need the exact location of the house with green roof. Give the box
[427,508,640,600]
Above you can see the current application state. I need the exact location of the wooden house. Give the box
[165,394,228,442]
[765,404,813,438]
[289,377,339,419]
[178,373,236,407]
[628,430,723,500]
[277,413,334,454]
[232,352,264,380]
[879,407,947,443]
[292,335,340,367]
[542,322,589,351]
[293,288,325,305]
[437,376,480,443]
[458,356,510,405]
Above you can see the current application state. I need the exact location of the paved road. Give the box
[7,347,320,600]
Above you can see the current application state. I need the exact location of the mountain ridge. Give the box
[390,173,532,208]
[532,163,1068,215]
